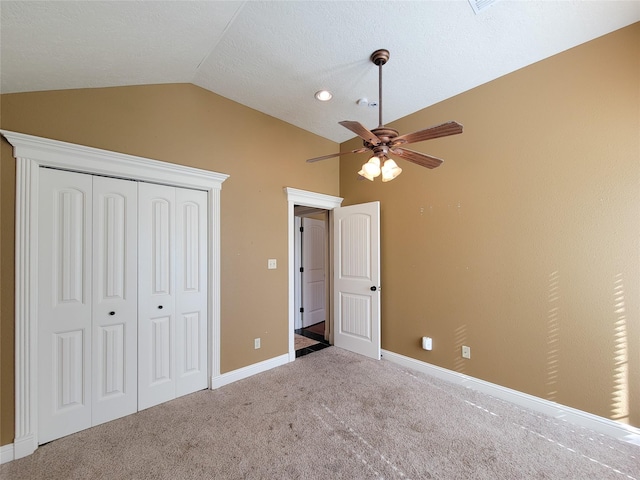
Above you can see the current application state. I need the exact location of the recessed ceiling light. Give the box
[314,90,333,101]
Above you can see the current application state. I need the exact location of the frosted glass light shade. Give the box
[362,156,381,177]
[381,158,402,182]
[357,168,375,181]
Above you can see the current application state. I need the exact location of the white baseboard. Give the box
[0,443,14,465]
[381,349,640,446]
[210,353,290,389]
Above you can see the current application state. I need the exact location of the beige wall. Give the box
[0,84,339,445]
[340,23,640,427]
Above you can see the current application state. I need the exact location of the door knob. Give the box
[370,286,377,292]
[158,305,163,309]
[109,311,115,316]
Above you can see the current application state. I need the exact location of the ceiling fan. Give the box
[306,49,463,182]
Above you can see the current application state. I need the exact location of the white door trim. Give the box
[2,130,228,459]
[284,188,343,361]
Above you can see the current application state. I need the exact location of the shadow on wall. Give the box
[611,272,629,422]
[545,270,630,423]
[546,270,561,401]
[453,324,468,374]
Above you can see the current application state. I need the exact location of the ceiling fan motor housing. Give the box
[366,127,399,150]
[371,49,390,66]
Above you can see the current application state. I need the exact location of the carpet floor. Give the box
[2,347,638,479]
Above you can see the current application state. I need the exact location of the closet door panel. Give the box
[38,168,93,444]
[92,176,138,425]
[138,182,176,410]
[175,188,208,396]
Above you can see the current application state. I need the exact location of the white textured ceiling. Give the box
[1,1,639,143]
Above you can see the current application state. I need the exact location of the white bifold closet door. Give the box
[91,176,139,426]
[138,182,208,410]
[38,169,208,444]
[38,170,138,443]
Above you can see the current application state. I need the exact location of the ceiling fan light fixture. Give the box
[381,158,402,182]
[362,156,381,177]
[357,168,375,181]
[314,90,333,101]
[305,48,462,178]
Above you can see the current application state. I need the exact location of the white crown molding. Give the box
[284,187,343,211]
[1,130,228,459]
[1,130,229,188]
[382,349,640,446]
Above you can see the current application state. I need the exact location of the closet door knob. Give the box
[158,305,163,309]
[109,311,115,316]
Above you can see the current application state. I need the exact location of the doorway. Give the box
[285,188,382,362]
[294,207,331,357]
[285,188,343,361]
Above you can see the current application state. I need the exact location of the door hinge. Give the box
[299,307,304,313]
[300,226,304,232]
[300,267,304,273]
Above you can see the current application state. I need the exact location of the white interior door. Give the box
[91,176,138,426]
[333,201,381,360]
[301,217,326,328]
[175,187,208,397]
[38,168,93,443]
[138,182,177,410]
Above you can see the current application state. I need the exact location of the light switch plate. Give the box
[268,259,277,269]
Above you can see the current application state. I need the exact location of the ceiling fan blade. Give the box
[306,147,368,163]
[339,121,382,146]
[390,147,444,169]
[390,121,463,146]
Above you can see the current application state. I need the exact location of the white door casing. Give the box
[4,130,228,459]
[333,201,381,360]
[91,176,138,427]
[301,217,326,328]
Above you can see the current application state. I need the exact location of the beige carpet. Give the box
[294,333,319,350]
[2,347,638,479]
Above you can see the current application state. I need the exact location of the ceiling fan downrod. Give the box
[371,49,389,129]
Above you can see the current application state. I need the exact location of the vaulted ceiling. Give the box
[1,1,638,142]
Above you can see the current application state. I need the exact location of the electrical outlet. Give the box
[461,345,471,359]
[267,259,277,269]
[254,338,261,349]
